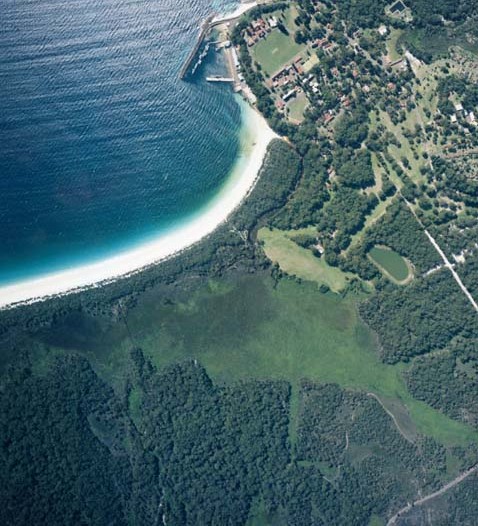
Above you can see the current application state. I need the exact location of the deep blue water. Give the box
[0,0,241,284]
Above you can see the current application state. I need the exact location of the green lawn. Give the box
[252,29,304,76]
[369,246,411,282]
[346,194,396,253]
[258,227,353,292]
[386,28,403,62]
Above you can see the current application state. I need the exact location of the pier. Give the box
[206,76,235,83]
[179,14,216,80]
[178,1,260,103]
[179,2,259,81]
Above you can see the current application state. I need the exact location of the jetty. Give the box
[179,2,259,81]
[179,14,216,80]
[206,76,235,83]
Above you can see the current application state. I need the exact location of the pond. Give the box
[369,246,410,282]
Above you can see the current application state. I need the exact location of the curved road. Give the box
[387,463,478,525]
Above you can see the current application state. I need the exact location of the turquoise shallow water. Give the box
[0,0,241,284]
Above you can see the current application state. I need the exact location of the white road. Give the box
[387,463,478,525]
[423,229,478,313]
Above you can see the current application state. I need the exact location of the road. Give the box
[367,393,414,444]
[387,463,478,525]
[423,229,478,312]
[401,194,478,314]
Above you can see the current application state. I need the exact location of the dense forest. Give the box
[2,350,475,526]
[406,338,478,427]
[360,269,478,363]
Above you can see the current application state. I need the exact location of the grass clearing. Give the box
[302,53,319,73]
[386,28,403,62]
[122,274,477,446]
[258,227,354,292]
[252,29,304,76]
[346,194,396,253]
[128,387,142,427]
[287,93,309,123]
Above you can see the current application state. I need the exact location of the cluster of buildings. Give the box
[245,16,279,47]
[451,102,476,128]
[311,37,335,52]
[269,58,312,111]
[270,57,305,87]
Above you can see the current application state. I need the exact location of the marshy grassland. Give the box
[38,272,478,446]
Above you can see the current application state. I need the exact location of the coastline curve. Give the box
[0,99,277,309]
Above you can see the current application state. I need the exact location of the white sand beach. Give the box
[212,1,258,24]
[0,99,277,309]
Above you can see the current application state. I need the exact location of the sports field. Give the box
[252,29,304,75]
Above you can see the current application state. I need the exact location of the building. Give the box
[268,16,278,29]
[283,89,297,101]
[378,25,388,36]
[390,0,406,14]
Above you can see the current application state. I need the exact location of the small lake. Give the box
[369,246,410,282]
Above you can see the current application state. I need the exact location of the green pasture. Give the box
[258,227,353,292]
[287,94,309,123]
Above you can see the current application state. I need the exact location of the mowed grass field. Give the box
[252,29,303,75]
[287,93,309,123]
[258,227,354,292]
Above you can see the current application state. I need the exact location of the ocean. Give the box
[0,0,242,285]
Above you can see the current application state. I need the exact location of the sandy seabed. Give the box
[0,98,277,309]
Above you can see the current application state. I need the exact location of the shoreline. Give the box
[212,1,258,24]
[0,98,277,310]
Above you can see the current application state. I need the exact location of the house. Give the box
[467,111,476,125]
[390,0,406,15]
[455,102,464,112]
[268,16,278,29]
[378,25,388,36]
